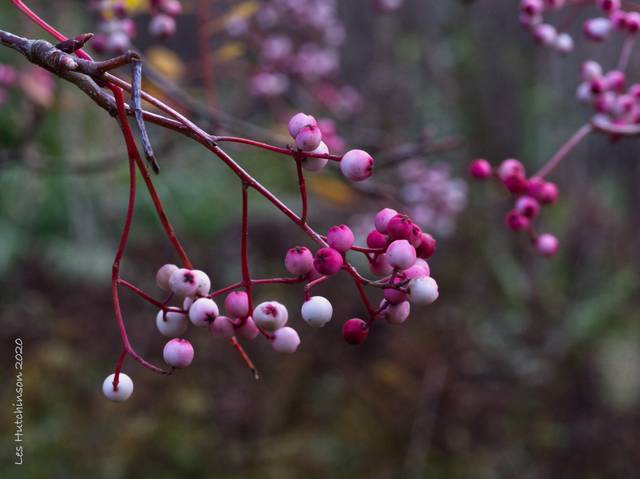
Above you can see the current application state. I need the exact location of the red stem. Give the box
[215,136,341,162]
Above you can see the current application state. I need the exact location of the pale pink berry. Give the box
[605,70,626,92]
[409,277,439,305]
[156,264,178,291]
[533,23,557,46]
[188,298,219,328]
[271,327,301,353]
[370,253,394,276]
[626,12,640,33]
[402,264,430,280]
[414,258,431,274]
[295,124,323,152]
[183,296,194,310]
[285,246,314,276]
[160,0,183,16]
[163,338,194,368]
[386,301,410,324]
[342,318,369,345]
[535,233,559,257]
[374,208,398,234]
[156,309,188,337]
[149,14,176,39]
[469,158,492,179]
[506,211,531,231]
[386,239,417,270]
[340,149,374,182]
[102,372,133,402]
[538,182,559,204]
[498,159,525,180]
[416,233,436,259]
[224,291,250,318]
[583,18,612,41]
[515,196,541,219]
[520,0,544,16]
[327,224,355,253]
[313,248,344,276]
[554,33,574,54]
[612,10,628,30]
[253,301,288,331]
[192,270,211,296]
[236,316,259,340]
[288,112,317,138]
[302,141,329,172]
[367,230,387,249]
[168,268,198,297]
[387,214,414,240]
[384,278,408,305]
[209,316,235,338]
[577,82,592,103]
[301,296,333,328]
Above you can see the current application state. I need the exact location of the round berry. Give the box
[367,229,387,249]
[156,309,188,337]
[301,296,333,328]
[374,208,398,234]
[156,264,178,291]
[313,248,344,276]
[288,112,317,138]
[192,270,211,296]
[271,327,301,353]
[536,233,559,257]
[253,301,288,332]
[515,196,541,219]
[386,239,417,270]
[409,277,439,305]
[506,210,531,231]
[188,298,219,328]
[386,301,410,324]
[224,291,250,318]
[285,246,314,276]
[340,149,374,182]
[327,224,355,253]
[210,316,235,338]
[163,338,194,368]
[384,282,408,305]
[498,159,525,181]
[342,318,369,345]
[387,214,414,240]
[102,372,134,402]
[402,264,430,280]
[236,316,260,340]
[469,159,492,179]
[370,253,393,276]
[296,124,323,152]
[169,268,198,297]
[302,141,330,172]
[416,233,436,259]
[149,14,176,39]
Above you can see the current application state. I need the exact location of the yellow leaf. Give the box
[307,176,356,206]
[214,42,245,63]
[145,46,185,80]
[205,1,259,35]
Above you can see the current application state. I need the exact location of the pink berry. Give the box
[295,124,323,152]
[224,291,250,318]
[160,0,183,16]
[469,158,492,179]
[253,301,288,331]
[370,253,394,276]
[583,18,612,42]
[387,214,414,240]
[271,327,301,353]
[408,277,439,305]
[156,309,188,337]
[340,149,374,182]
[367,229,387,249]
[605,70,626,92]
[402,264,430,280]
[597,0,620,13]
[168,268,198,297]
[386,239,417,270]
[535,233,559,257]
[626,12,640,33]
[327,224,355,253]
[503,173,528,195]
[342,318,369,345]
[209,316,235,338]
[302,141,329,172]
[313,248,344,276]
[506,211,531,231]
[386,301,410,324]
[554,33,574,54]
[515,196,541,219]
[236,316,260,340]
[533,23,557,46]
[384,278,408,305]
[416,233,436,259]
[163,338,194,368]
[582,61,603,82]
[374,208,398,233]
[149,14,176,39]
[192,270,211,296]
[409,224,423,248]
[156,263,178,291]
[538,182,559,204]
[285,246,314,276]
[288,112,317,138]
[188,298,219,328]
[498,159,525,180]
[520,0,544,16]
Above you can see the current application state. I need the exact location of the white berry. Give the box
[408,277,439,305]
[188,298,219,328]
[102,373,134,402]
[271,326,301,353]
[156,309,188,337]
[301,296,333,328]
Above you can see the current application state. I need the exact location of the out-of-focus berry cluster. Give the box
[469,158,560,258]
[89,0,182,55]
[225,0,361,117]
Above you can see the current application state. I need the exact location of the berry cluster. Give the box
[519,0,574,54]
[469,158,560,257]
[89,0,182,55]
[583,1,640,42]
[226,0,361,116]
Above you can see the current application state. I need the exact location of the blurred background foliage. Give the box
[1,1,640,478]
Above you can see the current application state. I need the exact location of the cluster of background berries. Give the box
[583,0,640,42]
[89,0,182,55]
[469,158,560,258]
[519,0,574,54]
